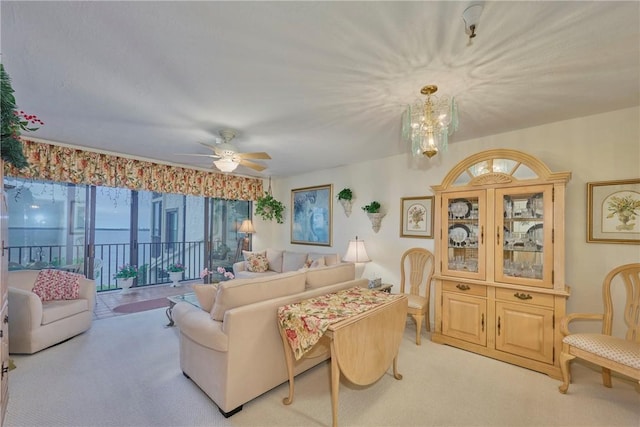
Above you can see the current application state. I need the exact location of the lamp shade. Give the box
[238,219,256,234]
[343,238,371,263]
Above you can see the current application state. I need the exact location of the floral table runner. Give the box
[277,287,402,360]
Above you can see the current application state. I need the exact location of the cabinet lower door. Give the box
[495,302,554,363]
[442,293,487,346]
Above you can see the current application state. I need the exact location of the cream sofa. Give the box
[173,262,364,417]
[8,270,96,354]
[232,248,341,279]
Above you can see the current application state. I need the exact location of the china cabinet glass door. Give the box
[495,185,554,288]
[441,190,486,280]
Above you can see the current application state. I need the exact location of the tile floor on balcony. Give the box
[94,280,201,320]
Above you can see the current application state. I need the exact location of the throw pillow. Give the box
[304,257,325,268]
[282,251,308,272]
[311,257,326,268]
[246,253,269,273]
[192,283,219,312]
[266,248,284,273]
[32,269,82,302]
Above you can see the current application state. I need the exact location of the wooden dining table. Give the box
[277,287,408,427]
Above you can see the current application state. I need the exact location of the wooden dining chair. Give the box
[558,263,640,393]
[400,248,435,345]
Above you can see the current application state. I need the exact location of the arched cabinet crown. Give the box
[430,149,571,380]
[432,149,571,192]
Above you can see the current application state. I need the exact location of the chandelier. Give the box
[402,85,458,158]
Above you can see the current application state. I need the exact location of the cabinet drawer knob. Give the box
[514,292,533,300]
[456,284,471,291]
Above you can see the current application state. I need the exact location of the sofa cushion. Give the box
[246,253,270,273]
[305,263,355,289]
[266,248,284,273]
[304,257,325,269]
[192,283,219,312]
[308,252,340,266]
[282,251,308,272]
[210,271,306,321]
[32,269,82,302]
[41,299,89,325]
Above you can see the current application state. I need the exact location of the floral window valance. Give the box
[3,139,263,201]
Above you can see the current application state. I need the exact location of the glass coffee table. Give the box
[166,292,200,327]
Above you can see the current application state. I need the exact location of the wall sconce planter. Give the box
[366,212,386,233]
[362,201,384,232]
[337,188,354,217]
[338,199,353,217]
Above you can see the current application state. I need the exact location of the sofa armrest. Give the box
[173,302,229,352]
[232,261,247,275]
[77,277,97,311]
[8,287,43,332]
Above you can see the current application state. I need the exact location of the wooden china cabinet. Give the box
[431,149,571,379]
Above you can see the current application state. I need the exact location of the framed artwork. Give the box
[400,196,434,238]
[70,201,86,234]
[291,184,333,246]
[587,178,640,244]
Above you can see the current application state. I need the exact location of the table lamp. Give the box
[343,236,371,277]
[238,219,256,251]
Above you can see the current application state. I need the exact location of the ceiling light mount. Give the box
[462,3,484,42]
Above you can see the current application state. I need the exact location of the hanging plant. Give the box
[255,193,285,224]
[1,64,42,169]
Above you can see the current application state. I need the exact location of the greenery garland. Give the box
[255,193,285,224]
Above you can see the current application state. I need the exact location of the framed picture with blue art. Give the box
[400,196,434,238]
[291,184,332,246]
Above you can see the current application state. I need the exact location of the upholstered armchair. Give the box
[558,263,640,393]
[8,270,96,354]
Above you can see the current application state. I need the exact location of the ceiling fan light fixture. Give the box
[213,158,239,173]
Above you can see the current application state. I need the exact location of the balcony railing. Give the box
[6,241,235,292]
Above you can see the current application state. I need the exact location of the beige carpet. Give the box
[5,308,639,427]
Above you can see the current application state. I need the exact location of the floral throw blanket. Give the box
[278,287,402,360]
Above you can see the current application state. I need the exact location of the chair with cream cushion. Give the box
[558,263,640,393]
[8,270,96,354]
[400,248,435,345]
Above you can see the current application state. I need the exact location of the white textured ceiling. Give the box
[1,1,639,177]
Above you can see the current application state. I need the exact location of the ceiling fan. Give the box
[184,129,271,173]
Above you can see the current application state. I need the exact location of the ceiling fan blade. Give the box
[239,159,267,172]
[175,153,221,159]
[198,141,218,152]
[238,152,271,160]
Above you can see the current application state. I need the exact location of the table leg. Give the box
[165,301,176,327]
[278,325,296,405]
[392,356,403,380]
[330,340,340,427]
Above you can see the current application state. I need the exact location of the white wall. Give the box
[256,107,640,330]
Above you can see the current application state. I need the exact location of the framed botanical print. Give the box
[400,196,434,238]
[587,178,640,244]
[291,184,332,246]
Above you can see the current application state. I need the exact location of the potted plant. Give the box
[361,201,381,214]
[167,263,185,287]
[337,188,354,217]
[255,193,285,224]
[113,264,138,293]
[1,64,42,169]
[362,201,385,233]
